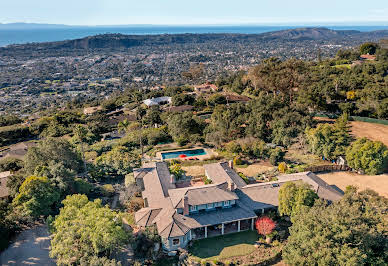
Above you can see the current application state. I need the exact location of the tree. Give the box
[73,125,89,174]
[25,138,83,176]
[94,146,140,178]
[171,93,195,106]
[50,194,128,265]
[255,216,276,236]
[278,182,318,217]
[283,189,388,265]
[360,42,378,55]
[167,112,204,145]
[305,114,352,160]
[0,157,24,172]
[12,176,60,219]
[346,138,388,175]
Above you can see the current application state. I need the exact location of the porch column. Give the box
[205,226,208,238]
[221,223,224,235]
[262,208,265,214]
[237,220,241,232]
[251,218,254,230]
[189,230,192,240]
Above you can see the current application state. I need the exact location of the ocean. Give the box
[0,25,387,47]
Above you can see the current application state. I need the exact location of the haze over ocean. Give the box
[1,25,387,47]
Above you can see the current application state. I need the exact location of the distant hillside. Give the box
[1,27,388,56]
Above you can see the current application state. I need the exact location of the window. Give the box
[230,200,235,205]
[172,238,180,246]
[207,203,214,209]
[224,200,230,206]
[215,202,223,207]
[190,205,197,212]
[177,208,183,214]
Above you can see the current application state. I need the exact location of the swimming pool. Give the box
[161,148,207,160]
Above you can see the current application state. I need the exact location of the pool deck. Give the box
[157,147,216,161]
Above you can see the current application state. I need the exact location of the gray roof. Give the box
[169,183,239,208]
[174,203,256,229]
[237,171,344,211]
[277,172,343,202]
[204,162,247,188]
[135,207,162,227]
[133,162,176,208]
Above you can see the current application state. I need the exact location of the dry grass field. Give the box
[318,172,388,198]
[315,117,388,146]
[349,121,388,146]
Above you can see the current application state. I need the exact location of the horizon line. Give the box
[1,22,388,27]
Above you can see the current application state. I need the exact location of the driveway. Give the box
[0,224,55,265]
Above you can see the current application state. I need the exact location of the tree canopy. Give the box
[50,194,129,265]
[12,176,60,219]
[283,189,388,265]
[346,138,388,175]
[278,181,318,217]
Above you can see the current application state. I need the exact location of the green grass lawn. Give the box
[189,230,259,261]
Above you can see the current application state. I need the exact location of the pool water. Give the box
[161,149,207,160]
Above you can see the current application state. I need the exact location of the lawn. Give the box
[189,231,259,261]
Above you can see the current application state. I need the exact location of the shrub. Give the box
[73,178,93,195]
[126,197,144,212]
[269,148,284,166]
[255,216,276,236]
[233,156,243,166]
[278,162,288,173]
[101,184,115,197]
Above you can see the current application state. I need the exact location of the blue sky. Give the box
[2,0,388,25]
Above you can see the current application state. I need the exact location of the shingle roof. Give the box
[169,184,239,208]
[277,172,343,202]
[174,203,256,229]
[133,162,176,208]
[204,162,246,188]
[135,208,162,227]
[237,171,343,211]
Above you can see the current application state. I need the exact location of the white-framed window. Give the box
[207,203,214,209]
[223,200,230,206]
[172,238,180,246]
[190,205,197,212]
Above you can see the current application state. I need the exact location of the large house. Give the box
[134,161,343,251]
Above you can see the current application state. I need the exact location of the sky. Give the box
[2,0,388,26]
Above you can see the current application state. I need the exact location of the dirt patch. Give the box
[318,172,388,198]
[349,121,388,146]
[0,224,55,266]
[235,162,275,177]
[182,165,205,177]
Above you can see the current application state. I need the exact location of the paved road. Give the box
[0,225,55,266]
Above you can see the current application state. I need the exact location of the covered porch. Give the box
[191,217,256,240]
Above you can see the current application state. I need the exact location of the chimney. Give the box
[228,181,235,191]
[170,174,176,184]
[228,160,233,169]
[183,195,189,215]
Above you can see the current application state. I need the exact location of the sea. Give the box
[0,25,387,47]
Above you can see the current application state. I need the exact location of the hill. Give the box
[2,27,388,53]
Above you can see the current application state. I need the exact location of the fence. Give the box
[305,164,350,173]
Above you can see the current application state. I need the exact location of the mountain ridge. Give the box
[1,27,388,54]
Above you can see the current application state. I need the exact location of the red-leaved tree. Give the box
[255,216,276,236]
